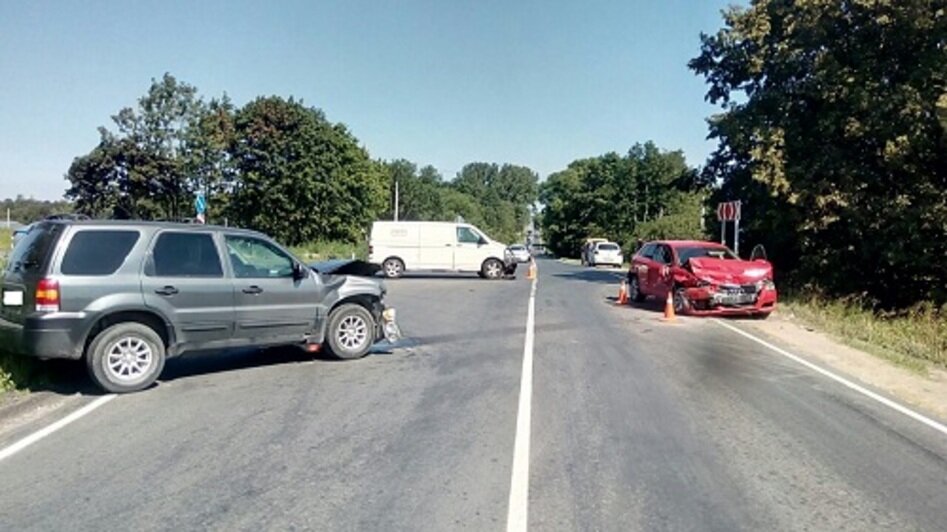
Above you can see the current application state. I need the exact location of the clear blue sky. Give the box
[1,0,737,200]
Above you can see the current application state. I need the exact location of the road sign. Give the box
[718,200,743,255]
[195,194,207,215]
[716,201,741,221]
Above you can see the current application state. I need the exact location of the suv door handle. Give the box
[155,286,179,296]
[242,285,263,295]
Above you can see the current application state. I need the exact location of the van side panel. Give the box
[370,222,421,269]
[416,223,455,269]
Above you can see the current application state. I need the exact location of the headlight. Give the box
[763,279,776,290]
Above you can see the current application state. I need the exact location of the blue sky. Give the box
[0,0,736,200]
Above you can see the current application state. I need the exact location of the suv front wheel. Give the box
[325,304,376,360]
[86,322,166,393]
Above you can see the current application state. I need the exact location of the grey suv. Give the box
[0,220,397,393]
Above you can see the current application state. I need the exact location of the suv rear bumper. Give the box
[0,314,86,360]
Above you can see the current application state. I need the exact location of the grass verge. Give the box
[0,347,44,394]
[290,240,366,262]
[780,294,946,373]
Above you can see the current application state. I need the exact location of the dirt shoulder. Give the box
[738,310,947,422]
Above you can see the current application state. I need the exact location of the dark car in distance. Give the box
[0,220,397,393]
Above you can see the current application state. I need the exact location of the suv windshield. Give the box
[597,243,619,251]
[676,246,738,265]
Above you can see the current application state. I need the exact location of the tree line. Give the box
[0,196,72,225]
[64,74,537,246]
[539,142,704,257]
[689,0,947,309]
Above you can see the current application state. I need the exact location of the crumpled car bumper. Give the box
[681,287,778,316]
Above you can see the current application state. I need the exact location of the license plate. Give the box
[718,293,755,305]
[2,290,23,306]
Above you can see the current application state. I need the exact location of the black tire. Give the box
[85,322,166,393]
[481,258,504,280]
[628,276,646,303]
[673,286,690,315]
[383,257,404,279]
[325,304,376,360]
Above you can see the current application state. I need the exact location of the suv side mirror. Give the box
[478,236,488,246]
[292,262,308,280]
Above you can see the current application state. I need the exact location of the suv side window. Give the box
[457,226,481,244]
[225,235,293,278]
[61,230,140,276]
[150,232,223,278]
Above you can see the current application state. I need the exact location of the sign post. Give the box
[716,200,742,254]
[195,194,207,224]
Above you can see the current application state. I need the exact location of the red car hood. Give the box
[688,258,772,285]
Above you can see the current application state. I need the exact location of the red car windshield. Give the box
[676,246,738,265]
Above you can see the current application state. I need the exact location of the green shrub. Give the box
[290,240,367,261]
[0,347,43,393]
[783,293,947,372]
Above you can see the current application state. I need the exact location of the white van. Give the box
[368,221,516,279]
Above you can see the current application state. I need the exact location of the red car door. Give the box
[648,244,673,298]
[631,243,655,294]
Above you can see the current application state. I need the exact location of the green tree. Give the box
[383,160,446,221]
[539,142,700,257]
[66,73,204,220]
[0,196,73,224]
[226,96,386,245]
[690,0,947,307]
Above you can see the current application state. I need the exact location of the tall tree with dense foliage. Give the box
[451,162,538,242]
[226,96,386,245]
[539,142,701,257]
[690,0,947,307]
[66,73,203,219]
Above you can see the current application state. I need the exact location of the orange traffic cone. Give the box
[617,280,628,305]
[662,291,676,321]
[527,260,536,280]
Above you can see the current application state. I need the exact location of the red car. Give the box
[626,240,777,317]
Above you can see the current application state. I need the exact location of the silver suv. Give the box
[0,220,397,393]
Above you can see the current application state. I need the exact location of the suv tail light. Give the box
[36,278,60,312]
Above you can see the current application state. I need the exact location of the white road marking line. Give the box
[0,394,117,463]
[507,274,537,532]
[712,318,947,437]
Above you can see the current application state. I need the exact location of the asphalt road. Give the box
[1,258,946,531]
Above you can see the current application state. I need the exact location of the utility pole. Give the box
[393,180,400,221]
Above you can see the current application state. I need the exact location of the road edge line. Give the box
[0,394,117,463]
[506,275,537,532]
[711,318,947,437]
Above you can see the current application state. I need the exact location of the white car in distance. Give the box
[508,244,531,263]
[588,241,623,267]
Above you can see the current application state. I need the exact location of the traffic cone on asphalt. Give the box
[662,291,676,322]
[617,280,628,305]
[527,259,536,280]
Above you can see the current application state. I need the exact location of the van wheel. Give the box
[325,304,375,360]
[481,259,504,280]
[86,322,166,393]
[383,258,404,278]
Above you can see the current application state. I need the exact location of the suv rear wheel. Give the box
[325,304,376,360]
[86,322,166,393]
